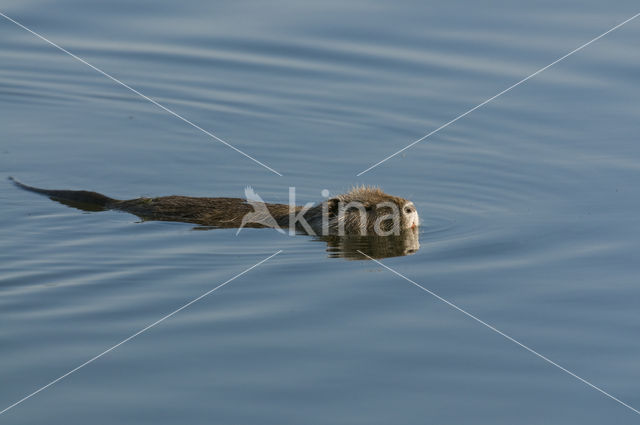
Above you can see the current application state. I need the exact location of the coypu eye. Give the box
[404,206,413,214]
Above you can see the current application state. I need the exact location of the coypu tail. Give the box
[9,177,116,211]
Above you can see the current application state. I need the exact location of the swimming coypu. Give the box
[10,178,419,236]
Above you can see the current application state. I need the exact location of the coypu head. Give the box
[306,186,419,236]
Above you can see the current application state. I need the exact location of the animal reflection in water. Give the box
[11,178,420,259]
[314,228,420,260]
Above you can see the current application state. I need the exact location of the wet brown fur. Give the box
[10,178,416,235]
[304,185,415,234]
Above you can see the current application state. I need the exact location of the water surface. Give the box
[2,1,640,423]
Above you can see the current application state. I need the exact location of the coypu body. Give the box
[10,178,419,236]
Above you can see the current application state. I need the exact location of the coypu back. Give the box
[112,196,293,228]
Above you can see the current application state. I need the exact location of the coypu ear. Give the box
[360,199,375,211]
[327,198,339,217]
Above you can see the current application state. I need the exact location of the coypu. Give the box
[10,178,419,236]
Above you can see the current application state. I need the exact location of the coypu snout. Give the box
[402,201,419,229]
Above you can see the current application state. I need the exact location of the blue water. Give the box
[2,1,640,423]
